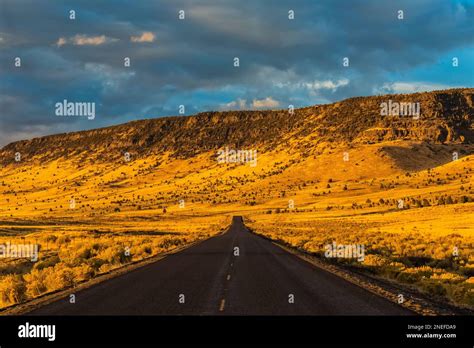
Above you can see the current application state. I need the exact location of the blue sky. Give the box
[0,0,473,145]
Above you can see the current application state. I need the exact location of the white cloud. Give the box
[376,82,457,94]
[0,32,8,44]
[131,32,156,43]
[220,98,247,110]
[252,97,279,108]
[304,79,349,92]
[56,35,116,47]
[84,63,135,94]
[73,35,109,46]
[275,78,350,96]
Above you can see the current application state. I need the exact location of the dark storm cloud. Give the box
[0,0,473,145]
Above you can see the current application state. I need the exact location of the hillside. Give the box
[1,88,473,165]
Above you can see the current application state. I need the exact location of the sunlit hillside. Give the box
[0,88,473,310]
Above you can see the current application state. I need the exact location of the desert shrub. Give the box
[24,268,51,297]
[420,280,447,297]
[0,260,33,276]
[458,266,474,278]
[98,246,130,265]
[59,243,96,265]
[34,256,60,270]
[73,264,95,281]
[363,254,388,267]
[396,271,422,284]
[45,235,58,243]
[159,237,186,249]
[430,272,465,283]
[0,274,27,306]
[86,257,107,271]
[445,282,474,306]
[302,241,321,254]
[98,263,115,274]
[44,265,75,291]
[57,235,71,244]
[134,245,153,259]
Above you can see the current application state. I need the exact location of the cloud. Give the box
[131,32,155,43]
[73,35,110,45]
[276,78,350,97]
[84,62,136,94]
[56,35,116,47]
[221,96,280,110]
[252,97,280,109]
[304,79,350,92]
[221,98,247,110]
[55,37,67,47]
[376,82,458,94]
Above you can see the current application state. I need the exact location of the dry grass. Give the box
[0,215,228,309]
[0,139,472,310]
[245,153,474,308]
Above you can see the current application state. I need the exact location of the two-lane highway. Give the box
[29,217,412,315]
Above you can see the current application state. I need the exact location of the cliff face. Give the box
[298,88,474,144]
[1,88,473,165]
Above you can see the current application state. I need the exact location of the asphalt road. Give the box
[29,216,412,315]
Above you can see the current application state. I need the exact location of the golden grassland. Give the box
[0,140,473,310]
[245,149,474,308]
[246,204,474,307]
[0,213,229,309]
